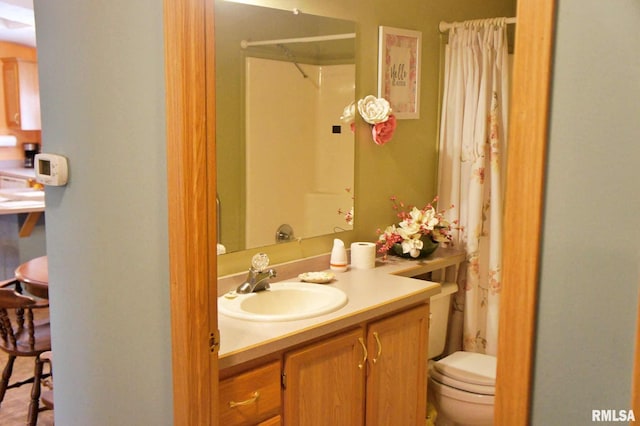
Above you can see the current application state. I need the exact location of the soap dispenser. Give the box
[330,238,348,272]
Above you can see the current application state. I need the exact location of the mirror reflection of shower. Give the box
[242,33,355,249]
[276,44,309,80]
[215,1,357,254]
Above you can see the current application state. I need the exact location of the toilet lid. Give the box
[433,351,496,387]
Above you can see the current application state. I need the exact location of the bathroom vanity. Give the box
[217,248,465,426]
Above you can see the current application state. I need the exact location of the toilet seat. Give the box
[430,351,496,395]
[430,367,495,395]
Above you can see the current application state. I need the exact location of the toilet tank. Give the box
[428,282,458,359]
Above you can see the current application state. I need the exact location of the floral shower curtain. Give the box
[437,19,509,356]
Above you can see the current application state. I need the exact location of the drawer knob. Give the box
[229,391,260,408]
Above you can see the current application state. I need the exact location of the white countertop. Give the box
[0,168,44,215]
[0,194,44,215]
[0,200,44,214]
[0,167,37,180]
[0,187,45,215]
[218,250,464,370]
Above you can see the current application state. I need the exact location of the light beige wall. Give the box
[218,0,516,275]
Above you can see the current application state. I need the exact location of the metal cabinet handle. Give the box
[229,391,260,408]
[372,332,382,364]
[358,337,368,369]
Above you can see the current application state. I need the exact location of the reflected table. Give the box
[15,255,48,299]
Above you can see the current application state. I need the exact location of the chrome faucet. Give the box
[236,253,277,294]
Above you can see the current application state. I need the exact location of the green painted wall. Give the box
[217,0,516,275]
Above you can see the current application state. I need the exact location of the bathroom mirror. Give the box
[215,1,356,254]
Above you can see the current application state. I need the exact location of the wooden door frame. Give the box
[164,0,218,424]
[494,0,556,423]
[634,289,640,416]
[163,0,557,424]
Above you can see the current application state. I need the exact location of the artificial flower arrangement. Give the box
[341,95,397,145]
[376,196,456,259]
[337,187,354,226]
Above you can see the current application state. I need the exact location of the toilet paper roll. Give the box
[350,242,376,269]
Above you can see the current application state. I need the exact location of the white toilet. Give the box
[427,282,496,426]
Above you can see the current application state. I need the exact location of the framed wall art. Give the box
[377,26,422,119]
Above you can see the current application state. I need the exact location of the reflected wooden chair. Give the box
[0,279,51,426]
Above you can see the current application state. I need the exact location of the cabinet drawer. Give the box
[220,361,281,426]
[259,415,282,426]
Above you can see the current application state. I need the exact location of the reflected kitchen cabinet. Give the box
[2,58,41,131]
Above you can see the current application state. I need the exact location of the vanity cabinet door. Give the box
[365,303,429,426]
[283,328,365,426]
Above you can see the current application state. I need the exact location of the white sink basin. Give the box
[219,281,348,322]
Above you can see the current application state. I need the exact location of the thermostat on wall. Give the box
[35,153,68,186]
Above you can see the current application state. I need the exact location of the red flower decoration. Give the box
[371,114,397,146]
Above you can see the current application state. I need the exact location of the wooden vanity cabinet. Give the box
[2,58,41,131]
[219,360,282,426]
[256,415,282,426]
[283,328,366,425]
[365,303,429,425]
[283,303,430,426]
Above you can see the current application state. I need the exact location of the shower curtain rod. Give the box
[438,17,516,33]
[240,32,356,49]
